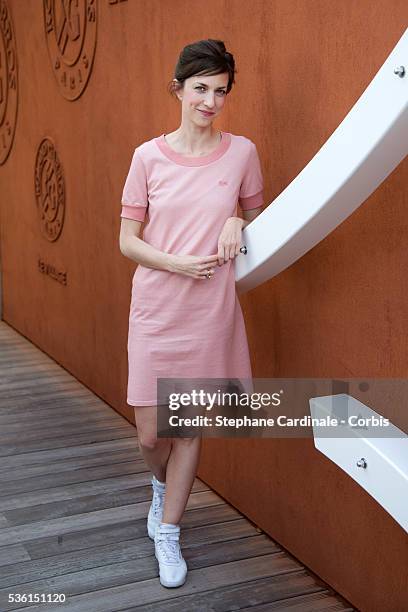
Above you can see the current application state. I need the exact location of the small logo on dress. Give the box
[218,180,228,186]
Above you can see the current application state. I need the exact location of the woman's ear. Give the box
[173,79,183,101]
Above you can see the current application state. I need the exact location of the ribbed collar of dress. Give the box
[155,131,231,166]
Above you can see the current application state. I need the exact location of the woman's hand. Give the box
[166,253,220,280]
[217,217,244,266]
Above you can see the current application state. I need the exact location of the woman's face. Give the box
[177,73,229,126]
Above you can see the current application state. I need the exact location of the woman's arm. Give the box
[119,218,220,278]
[217,205,264,264]
[119,218,171,271]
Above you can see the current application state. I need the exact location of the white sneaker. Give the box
[147,476,166,540]
[154,523,187,588]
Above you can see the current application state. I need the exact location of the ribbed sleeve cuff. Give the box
[120,204,146,222]
[239,190,263,210]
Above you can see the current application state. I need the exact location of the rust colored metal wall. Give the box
[1,1,407,610]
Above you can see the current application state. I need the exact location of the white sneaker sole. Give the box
[159,574,187,588]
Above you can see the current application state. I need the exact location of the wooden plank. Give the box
[0,513,9,527]
[0,504,149,548]
[25,504,243,560]
[0,378,92,393]
[0,438,138,469]
[0,394,102,412]
[181,524,278,554]
[0,383,95,400]
[0,490,225,543]
[0,406,119,426]
[0,544,31,567]
[0,365,75,379]
[1,549,296,610]
[0,449,142,481]
[122,572,331,612]
[232,591,355,611]
[0,459,149,496]
[7,554,302,612]
[0,428,137,457]
[0,419,130,445]
[26,519,150,559]
[0,520,269,589]
[178,502,242,529]
[5,480,208,526]
[0,474,154,513]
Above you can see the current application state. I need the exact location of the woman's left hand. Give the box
[217,217,244,266]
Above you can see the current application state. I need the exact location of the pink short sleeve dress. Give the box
[120,131,264,406]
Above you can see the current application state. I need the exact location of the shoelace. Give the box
[151,488,165,517]
[156,533,181,564]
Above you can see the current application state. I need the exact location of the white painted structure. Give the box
[236,29,408,294]
[309,394,408,533]
[236,28,408,532]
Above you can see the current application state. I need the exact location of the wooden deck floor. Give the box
[0,321,356,611]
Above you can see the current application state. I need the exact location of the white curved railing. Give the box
[309,394,408,533]
[236,28,408,294]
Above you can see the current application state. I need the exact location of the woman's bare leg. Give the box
[161,435,202,525]
[133,405,203,524]
[133,405,172,483]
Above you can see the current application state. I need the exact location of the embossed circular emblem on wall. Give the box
[0,0,19,165]
[34,138,65,242]
[43,0,97,100]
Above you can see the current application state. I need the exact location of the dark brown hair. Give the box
[167,39,236,99]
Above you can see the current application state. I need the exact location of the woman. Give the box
[119,39,264,588]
